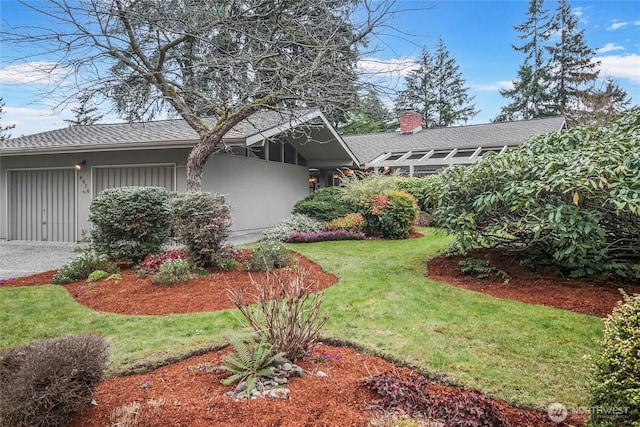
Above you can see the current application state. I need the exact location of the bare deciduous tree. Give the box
[3,0,397,191]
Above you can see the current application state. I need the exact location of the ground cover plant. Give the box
[0,230,605,412]
[426,108,640,278]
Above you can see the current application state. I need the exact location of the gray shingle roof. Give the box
[342,116,566,165]
[1,110,313,154]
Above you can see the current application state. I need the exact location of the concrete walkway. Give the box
[0,231,262,280]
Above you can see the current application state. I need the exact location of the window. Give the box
[268,140,282,162]
[283,142,297,164]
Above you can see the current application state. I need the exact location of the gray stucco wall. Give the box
[0,147,309,241]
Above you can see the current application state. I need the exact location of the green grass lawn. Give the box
[0,228,603,410]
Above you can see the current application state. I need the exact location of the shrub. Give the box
[86,270,110,283]
[588,292,640,426]
[151,259,192,285]
[88,186,173,263]
[261,214,325,242]
[363,371,509,427]
[292,187,353,221]
[250,241,292,271]
[459,258,510,284]
[171,192,233,267]
[228,266,328,361]
[0,333,109,427]
[427,108,640,278]
[364,191,419,239]
[286,230,366,243]
[395,175,439,210]
[53,251,118,284]
[325,212,367,233]
[136,248,190,276]
[340,170,400,211]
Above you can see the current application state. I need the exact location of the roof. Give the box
[342,116,567,165]
[0,109,324,155]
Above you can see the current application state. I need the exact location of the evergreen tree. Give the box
[571,78,632,127]
[339,90,393,135]
[0,98,16,141]
[497,0,553,121]
[396,39,478,128]
[64,94,104,126]
[546,0,599,117]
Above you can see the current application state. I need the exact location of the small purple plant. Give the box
[286,230,366,243]
[140,379,153,389]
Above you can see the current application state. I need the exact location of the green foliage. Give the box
[53,251,119,284]
[458,258,510,284]
[136,248,190,276]
[588,292,640,427]
[88,186,172,263]
[250,241,292,271]
[171,192,233,267]
[394,176,439,210]
[228,266,328,361]
[261,214,325,242]
[325,212,367,233]
[0,333,109,427]
[292,187,353,222]
[151,259,192,285]
[86,270,110,283]
[216,335,284,394]
[428,109,640,278]
[339,170,400,211]
[364,191,419,239]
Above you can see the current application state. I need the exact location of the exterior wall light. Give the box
[75,160,86,171]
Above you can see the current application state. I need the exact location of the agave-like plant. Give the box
[217,335,285,394]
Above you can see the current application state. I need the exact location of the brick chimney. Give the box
[398,111,423,134]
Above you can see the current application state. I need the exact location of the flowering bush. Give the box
[286,230,366,243]
[261,214,325,242]
[325,213,367,233]
[364,191,419,239]
[136,248,190,276]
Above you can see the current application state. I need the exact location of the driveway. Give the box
[0,241,80,280]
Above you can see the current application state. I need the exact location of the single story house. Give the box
[1,109,566,242]
[0,109,358,242]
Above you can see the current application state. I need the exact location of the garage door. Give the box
[92,164,176,195]
[8,169,76,242]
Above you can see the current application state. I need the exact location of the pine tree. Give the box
[0,98,16,141]
[64,94,103,126]
[396,39,478,128]
[497,0,553,121]
[339,90,394,135]
[547,0,599,117]
[571,78,631,126]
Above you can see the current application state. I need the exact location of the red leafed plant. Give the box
[136,249,190,275]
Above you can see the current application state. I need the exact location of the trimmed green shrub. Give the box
[53,251,118,284]
[340,170,400,211]
[0,333,109,427]
[171,192,233,267]
[151,259,192,285]
[325,212,367,233]
[250,241,292,271]
[261,214,325,242]
[395,175,439,210]
[88,186,172,263]
[588,292,640,426]
[427,108,640,278]
[86,270,109,283]
[292,187,353,221]
[364,191,419,239]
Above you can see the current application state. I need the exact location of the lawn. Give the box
[0,228,603,410]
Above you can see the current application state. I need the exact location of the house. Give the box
[0,108,566,243]
[0,109,359,242]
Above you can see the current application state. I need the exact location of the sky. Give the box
[0,0,639,136]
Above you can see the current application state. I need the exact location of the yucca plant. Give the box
[217,335,285,394]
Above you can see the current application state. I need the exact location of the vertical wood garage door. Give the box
[92,165,175,196]
[8,169,76,242]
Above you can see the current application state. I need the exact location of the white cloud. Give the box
[2,106,70,136]
[596,43,625,54]
[607,21,628,31]
[0,62,69,85]
[357,58,418,77]
[595,54,640,84]
[471,81,513,92]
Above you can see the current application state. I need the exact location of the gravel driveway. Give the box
[0,241,82,280]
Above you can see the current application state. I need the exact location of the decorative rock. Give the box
[235,381,247,393]
[281,362,293,371]
[267,388,289,400]
[315,370,328,377]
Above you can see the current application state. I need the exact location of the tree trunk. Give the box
[186,133,223,192]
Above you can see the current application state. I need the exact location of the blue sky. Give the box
[1,0,639,136]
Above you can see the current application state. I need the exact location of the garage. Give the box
[92,164,176,195]
[7,168,77,242]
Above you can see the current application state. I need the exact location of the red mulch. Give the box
[4,247,631,426]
